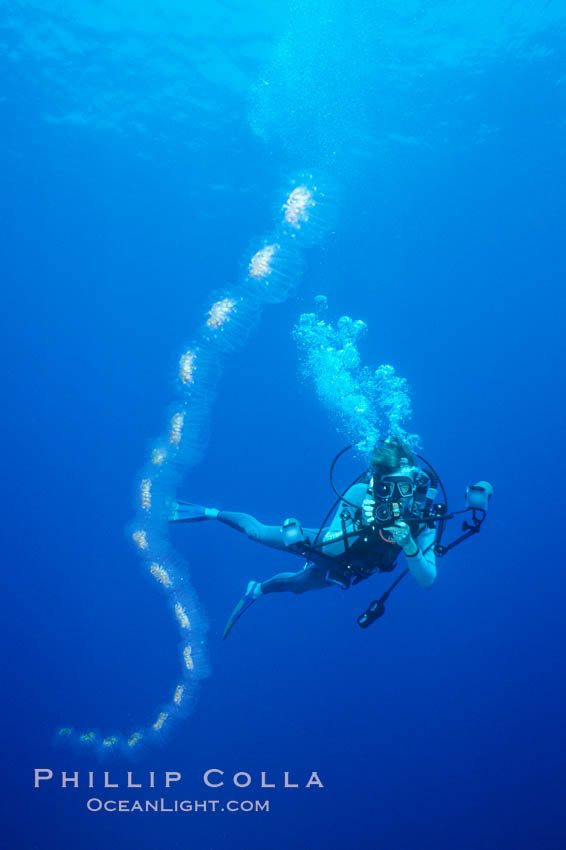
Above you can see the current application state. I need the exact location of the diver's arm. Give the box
[404,525,437,589]
[383,521,436,588]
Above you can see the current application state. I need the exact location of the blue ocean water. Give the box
[2,1,566,848]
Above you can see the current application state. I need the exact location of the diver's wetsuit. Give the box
[218,511,330,593]
[218,484,437,594]
[218,511,320,551]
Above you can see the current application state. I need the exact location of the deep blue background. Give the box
[2,2,565,848]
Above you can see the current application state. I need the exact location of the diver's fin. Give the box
[223,581,261,640]
[169,500,208,523]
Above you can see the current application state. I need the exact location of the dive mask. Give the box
[374,475,414,500]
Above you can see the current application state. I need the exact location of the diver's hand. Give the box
[361,496,376,525]
[383,521,418,555]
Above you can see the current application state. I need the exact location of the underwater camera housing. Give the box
[368,469,447,528]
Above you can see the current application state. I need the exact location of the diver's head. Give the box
[371,436,418,482]
[370,438,422,521]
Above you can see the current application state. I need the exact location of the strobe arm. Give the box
[434,510,485,556]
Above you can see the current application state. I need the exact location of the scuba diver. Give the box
[170,437,493,638]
